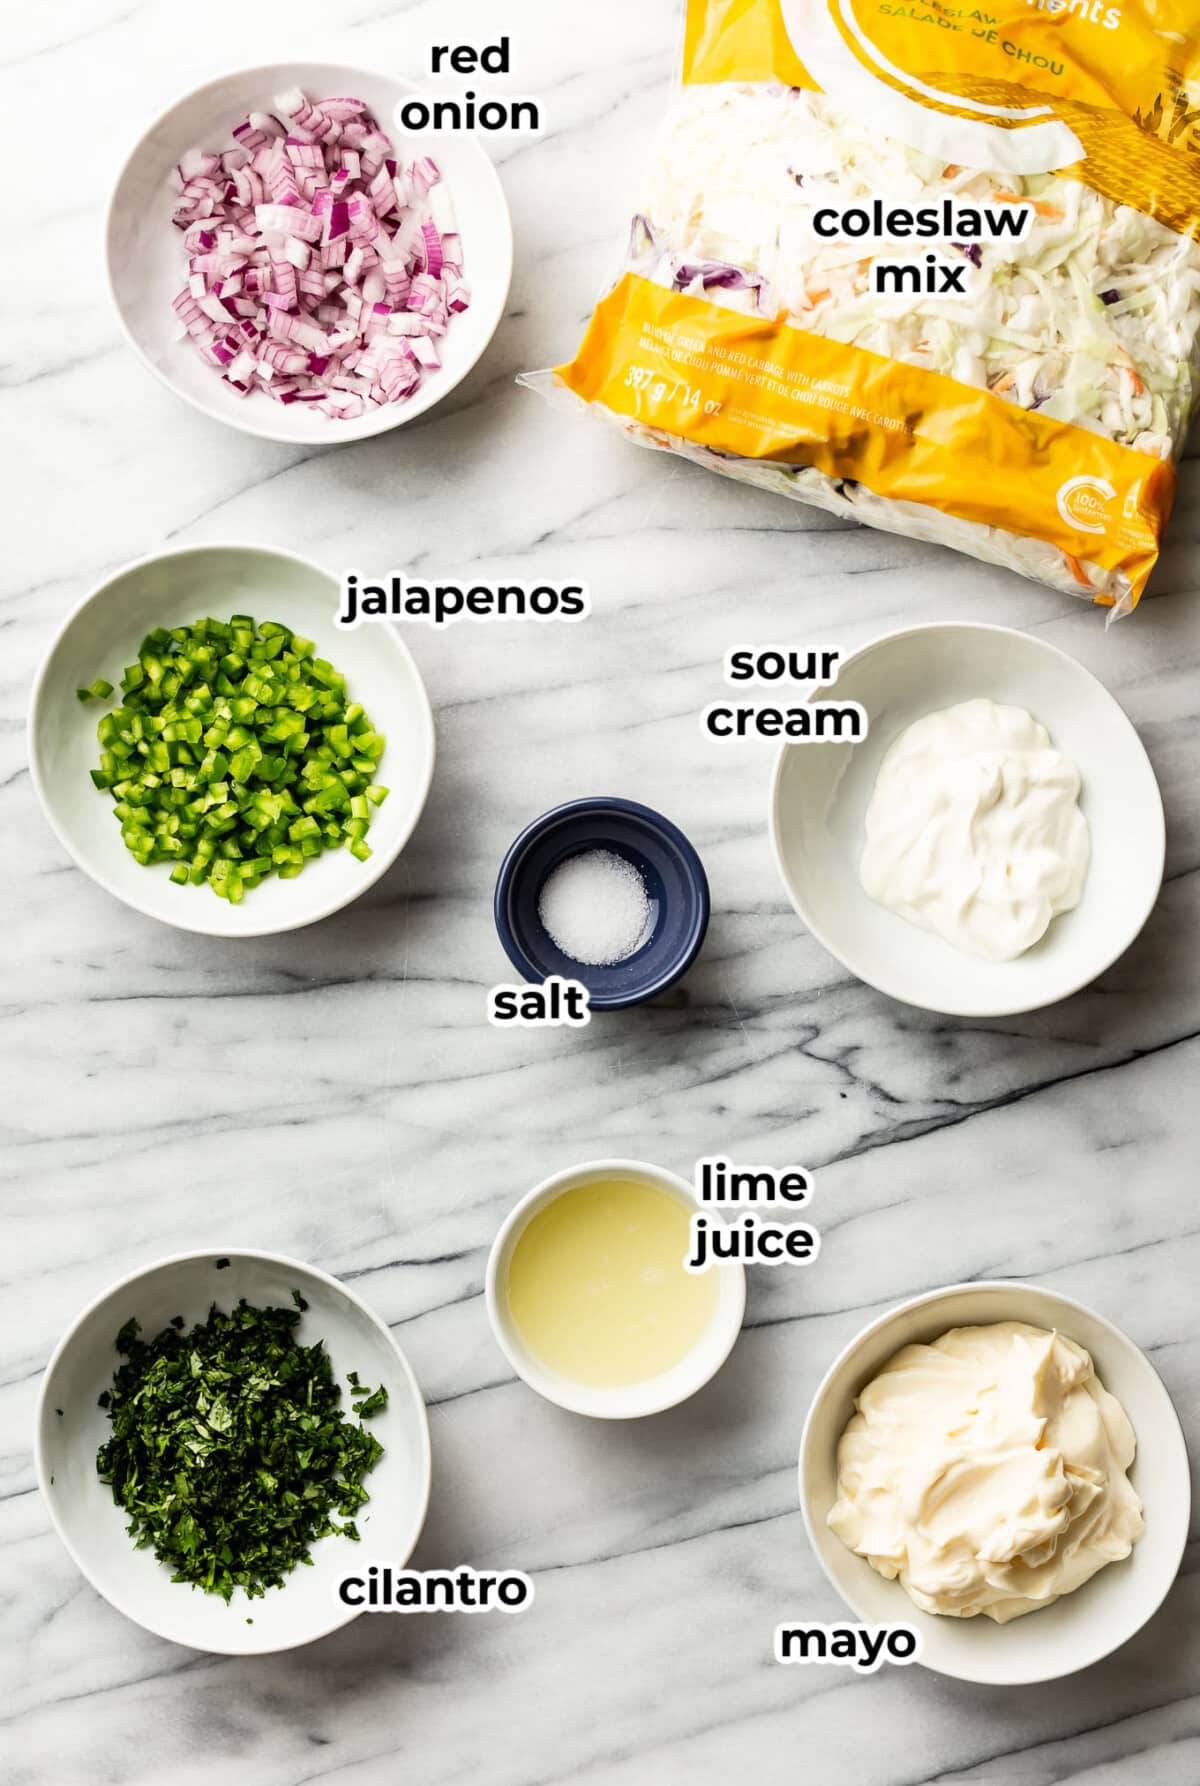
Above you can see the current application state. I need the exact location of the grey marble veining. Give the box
[3,3,1198,1783]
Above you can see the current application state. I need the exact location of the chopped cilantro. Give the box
[347,1370,389,1419]
[96,1298,386,1603]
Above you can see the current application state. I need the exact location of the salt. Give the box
[538,849,652,966]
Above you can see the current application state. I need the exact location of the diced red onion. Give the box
[428,185,457,237]
[420,220,444,278]
[256,201,320,240]
[381,265,411,307]
[170,88,471,421]
[233,112,286,150]
[410,336,441,369]
[275,88,339,142]
[266,152,300,205]
[286,138,324,170]
[268,249,298,308]
[197,291,232,325]
[260,341,308,374]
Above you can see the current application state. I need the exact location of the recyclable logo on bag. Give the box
[1056,476,1116,537]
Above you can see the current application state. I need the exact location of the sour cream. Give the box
[860,699,1089,961]
[828,1323,1144,1623]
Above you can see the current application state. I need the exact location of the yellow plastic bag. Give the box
[525,0,1200,612]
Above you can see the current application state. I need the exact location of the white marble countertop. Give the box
[4,3,1198,1782]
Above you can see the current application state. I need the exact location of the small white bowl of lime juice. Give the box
[485,1159,745,1419]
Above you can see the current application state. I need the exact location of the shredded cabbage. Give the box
[544,84,1200,609]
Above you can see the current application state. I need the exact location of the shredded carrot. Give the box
[1124,365,1146,395]
[943,163,960,178]
[992,372,1016,394]
[1064,553,1094,589]
[991,190,1065,221]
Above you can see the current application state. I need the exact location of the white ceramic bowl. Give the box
[770,623,1164,1016]
[36,1249,431,1655]
[29,542,435,937]
[486,1159,746,1419]
[799,1280,1190,1685]
[106,61,513,443]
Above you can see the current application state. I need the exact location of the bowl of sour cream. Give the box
[769,623,1165,1016]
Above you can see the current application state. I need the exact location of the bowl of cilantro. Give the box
[36,1249,431,1653]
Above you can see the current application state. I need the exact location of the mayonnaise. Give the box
[859,699,1089,961]
[829,1323,1144,1623]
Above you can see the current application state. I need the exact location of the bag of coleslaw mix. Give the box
[525,0,1200,613]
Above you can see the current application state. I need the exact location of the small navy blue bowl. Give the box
[494,797,710,1010]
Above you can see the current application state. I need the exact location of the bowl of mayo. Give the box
[769,623,1165,1016]
[799,1280,1190,1684]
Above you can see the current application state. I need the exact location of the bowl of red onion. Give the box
[105,63,513,443]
